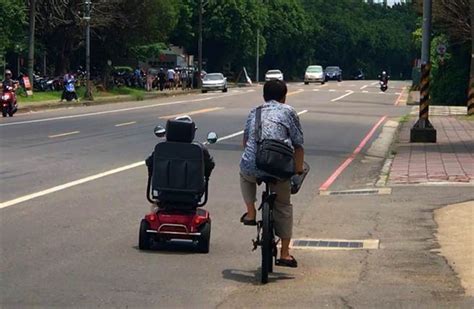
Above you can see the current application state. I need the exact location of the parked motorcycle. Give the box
[1,85,18,117]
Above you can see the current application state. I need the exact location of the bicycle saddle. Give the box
[256,176,278,185]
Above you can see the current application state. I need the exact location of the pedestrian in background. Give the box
[158,68,166,91]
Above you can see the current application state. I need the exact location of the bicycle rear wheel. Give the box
[261,201,272,284]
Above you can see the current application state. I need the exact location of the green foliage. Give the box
[130,43,167,61]
[0,0,27,54]
[430,42,470,106]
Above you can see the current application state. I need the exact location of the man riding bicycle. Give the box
[239,80,305,268]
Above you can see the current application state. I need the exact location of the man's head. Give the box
[4,69,12,80]
[263,80,287,103]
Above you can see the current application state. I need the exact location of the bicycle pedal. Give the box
[251,239,259,251]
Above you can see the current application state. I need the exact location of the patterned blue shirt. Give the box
[240,100,304,177]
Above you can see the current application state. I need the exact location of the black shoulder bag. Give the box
[254,106,295,179]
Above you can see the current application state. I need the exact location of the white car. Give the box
[304,65,325,84]
[265,69,284,81]
[201,73,227,93]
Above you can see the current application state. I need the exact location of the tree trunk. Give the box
[468,0,474,115]
[27,0,36,85]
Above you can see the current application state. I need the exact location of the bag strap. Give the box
[255,106,262,143]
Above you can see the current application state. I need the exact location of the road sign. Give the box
[436,44,447,55]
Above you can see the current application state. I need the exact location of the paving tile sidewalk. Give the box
[388,108,474,185]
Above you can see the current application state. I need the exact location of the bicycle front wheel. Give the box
[261,201,272,284]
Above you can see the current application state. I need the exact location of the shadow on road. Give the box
[222,268,294,285]
[132,240,205,255]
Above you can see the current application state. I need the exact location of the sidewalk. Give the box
[388,106,474,185]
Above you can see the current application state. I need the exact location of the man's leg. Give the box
[239,173,257,221]
[270,179,294,260]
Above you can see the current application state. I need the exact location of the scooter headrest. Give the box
[166,118,196,143]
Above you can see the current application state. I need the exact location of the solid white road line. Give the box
[1,109,309,209]
[0,92,246,127]
[0,162,144,209]
[48,131,80,138]
[331,91,354,102]
[115,121,137,127]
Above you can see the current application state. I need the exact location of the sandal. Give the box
[276,255,298,268]
[240,212,257,226]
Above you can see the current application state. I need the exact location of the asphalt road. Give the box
[4,80,470,307]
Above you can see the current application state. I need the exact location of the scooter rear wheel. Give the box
[197,222,211,253]
[139,219,152,250]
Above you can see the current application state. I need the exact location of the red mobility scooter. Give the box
[139,117,217,253]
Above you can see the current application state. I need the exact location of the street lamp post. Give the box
[84,0,93,100]
[198,0,203,89]
[410,0,436,142]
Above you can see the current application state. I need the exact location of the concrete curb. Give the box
[362,118,401,187]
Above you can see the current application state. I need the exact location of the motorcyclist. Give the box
[378,71,389,84]
[145,115,215,185]
[60,72,78,102]
[1,69,18,103]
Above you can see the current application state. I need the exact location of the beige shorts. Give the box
[239,172,293,239]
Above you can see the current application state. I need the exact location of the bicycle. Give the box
[252,162,309,284]
[252,177,278,284]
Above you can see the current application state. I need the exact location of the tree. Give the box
[0,0,27,70]
[430,0,472,113]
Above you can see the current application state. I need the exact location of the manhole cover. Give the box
[320,188,391,196]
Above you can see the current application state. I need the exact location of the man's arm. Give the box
[294,145,305,174]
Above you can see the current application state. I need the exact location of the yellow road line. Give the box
[115,121,137,127]
[159,107,224,119]
[48,131,80,138]
[287,89,304,96]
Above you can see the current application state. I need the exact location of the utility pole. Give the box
[84,0,93,100]
[256,29,259,84]
[27,0,36,85]
[410,0,436,142]
[198,0,203,89]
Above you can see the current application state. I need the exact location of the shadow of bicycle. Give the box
[222,268,295,285]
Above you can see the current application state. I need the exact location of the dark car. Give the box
[325,66,342,82]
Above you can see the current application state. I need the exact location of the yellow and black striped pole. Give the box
[410,0,436,143]
[468,75,474,116]
[419,63,431,120]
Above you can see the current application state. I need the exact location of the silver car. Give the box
[201,73,227,93]
[304,65,325,84]
[265,69,284,81]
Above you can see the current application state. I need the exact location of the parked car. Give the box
[304,65,325,84]
[265,69,284,81]
[201,73,227,93]
[325,66,342,82]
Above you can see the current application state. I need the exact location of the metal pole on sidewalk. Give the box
[198,0,203,89]
[84,0,93,101]
[256,29,259,84]
[410,0,436,143]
